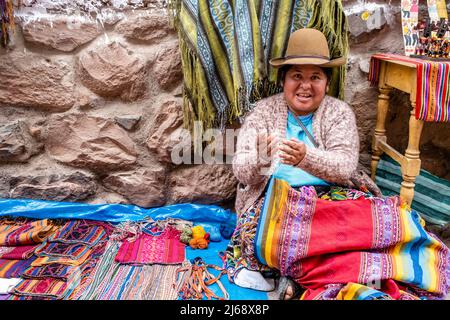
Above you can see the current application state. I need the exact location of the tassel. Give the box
[0,0,19,47]
[174,257,229,300]
[169,0,349,130]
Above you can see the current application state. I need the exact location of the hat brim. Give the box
[269,56,346,68]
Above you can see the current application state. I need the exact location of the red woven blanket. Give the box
[115,226,185,265]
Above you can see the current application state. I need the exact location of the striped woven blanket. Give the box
[0,258,34,278]
[375,155,450,226]
[369,53,450,122]
[255,178,449,299]
[0,219,56,246]
[169,0,349,129]
[48,220,107,246]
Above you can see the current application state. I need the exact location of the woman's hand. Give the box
[257,133,279,165]
[279,138,306,166]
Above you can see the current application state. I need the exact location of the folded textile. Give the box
[0,245,37,260]
[48,220,107,246]
[12,277,78,300]
[22,263,83,282]
[0,257,34,278]
[35,242,93,260]
[115,226,185,265]
[0,278,21,294]
[0,219,56,246]
[31,248,92,267]
[0,294,10,300]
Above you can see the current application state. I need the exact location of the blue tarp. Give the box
[186,241,268,300]
[0,198,236,232]
[0,198,238,242]
[0,198,268,300]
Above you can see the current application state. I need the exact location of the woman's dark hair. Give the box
[279,64,332,84]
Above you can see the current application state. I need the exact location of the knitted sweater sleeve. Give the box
[232,106,270,186]
[297,102,359,183]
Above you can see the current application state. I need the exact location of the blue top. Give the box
[272,111,329,187]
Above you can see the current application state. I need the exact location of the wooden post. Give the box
[400,99,423,205]
[371,62,392,181]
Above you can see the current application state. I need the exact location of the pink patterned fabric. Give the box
[115,227,185,265]
[0,245,37,260]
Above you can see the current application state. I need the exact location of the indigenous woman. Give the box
[225,28,449,300]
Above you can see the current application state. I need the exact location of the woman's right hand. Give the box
[257,133,279,165]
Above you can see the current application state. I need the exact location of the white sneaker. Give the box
[234,268,275,291]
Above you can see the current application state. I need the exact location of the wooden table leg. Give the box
[371,86,392,180]
[400,101,423,205]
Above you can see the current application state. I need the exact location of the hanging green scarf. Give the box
[168,0,349,130]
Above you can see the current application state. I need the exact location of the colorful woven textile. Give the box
[0,257,34,278]
[310,280,421,300]
[75,241,182,300]
[22,264,82,282]
[48,220,107,246]
[122,264,182,300]
[35,242,93,260]
[223,198,271,281]
[31,249,92,267]
[13,254,100,300]
[335,282,394,300]
[115,226,185,265]
[375,154,450,225]
[369,53,450,122]
[254,178,448,299]
[0,245,37,260]
[169,0,348,129]
[0,219,56,246]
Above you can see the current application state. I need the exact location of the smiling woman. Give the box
[224,28,449,301]
[282,65,329,116]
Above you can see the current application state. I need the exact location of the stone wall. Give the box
[0,0,238,208]
[0,0,448,211]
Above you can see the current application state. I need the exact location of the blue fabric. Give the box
[272,111,329,187]
[0,198,235,242]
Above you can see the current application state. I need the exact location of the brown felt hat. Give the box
[269,28,346,68]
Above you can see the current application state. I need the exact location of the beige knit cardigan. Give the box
[232,93,381,214]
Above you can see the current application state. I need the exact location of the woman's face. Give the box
[283,65,328,116]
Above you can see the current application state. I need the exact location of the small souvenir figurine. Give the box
[436,18,447,39]
[442,39,450,58]
[423,18,432,38]
[424,37,431,56]
[417,36,427,55]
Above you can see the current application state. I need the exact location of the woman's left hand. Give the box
[278,138,306,166]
